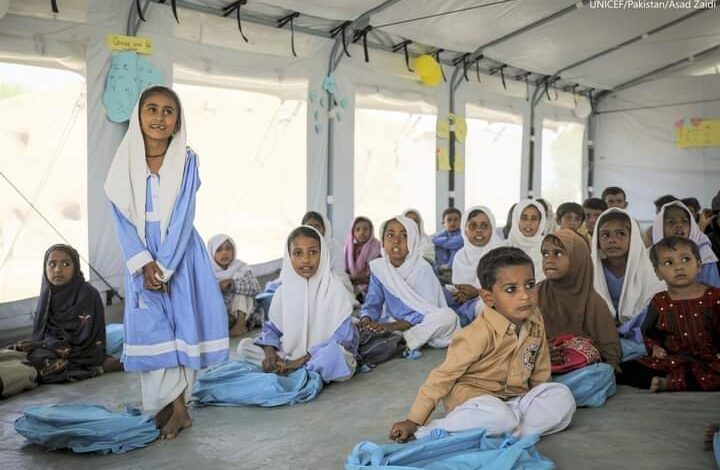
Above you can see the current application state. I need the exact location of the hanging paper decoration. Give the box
[414,54,442,87]
[310,73,347,134]
[103,51,164,123]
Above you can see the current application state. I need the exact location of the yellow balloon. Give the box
[414,54,442,87]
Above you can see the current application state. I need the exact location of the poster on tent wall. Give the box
[674,118,720,149]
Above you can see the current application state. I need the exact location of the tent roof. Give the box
[7,1,719,94]
[186,0,720,92]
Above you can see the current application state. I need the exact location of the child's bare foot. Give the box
[229,312,249,337]
[704,423,719,450]
[154,402,173,429]
[160,394,192,439]
[39,358,67,378]
[101,356,124,373]
[649,376,667,393]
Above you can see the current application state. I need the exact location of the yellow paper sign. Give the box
[675,118,720,148]
[437,119,450,140]
[437,147,451,171]
[454,149,465,174]
[107,34,153,54]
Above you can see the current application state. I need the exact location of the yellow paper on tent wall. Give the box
[107,34,153,54]
[675,118,720,148]
[437,147,451,171]
[454,149,465,174]
[437,119,450,140]
[449,114,468,143]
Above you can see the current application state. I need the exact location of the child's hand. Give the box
[699,210,716,232]
[219,279,233,292]
[455,285,479,303]
[262,348,284,373]
[389,420,418,443]
[651,345,667,359]
[360,319,387,334]
[142,261,164,291]
[12,340,37,353]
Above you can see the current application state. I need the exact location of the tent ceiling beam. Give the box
[451,0,589,92]
[554,7,713,77]
[601,43,720,98]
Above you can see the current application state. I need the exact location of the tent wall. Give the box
[0,0,615,332]
[593,74,720,223]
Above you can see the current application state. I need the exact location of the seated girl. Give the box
[538,230,621,407]
[618,236,720,393]
[359,216,460,355]
[556,202,590,244]
[343,216,381,301]
[402,208,436,265]
[236,226,357,383]
[13,244,120,383]
[207,234,261,337]
[447,206,502,326]
[652,201,720,287]
[591,209,665,358]
[507,200,547,282]
[302,211,353,292]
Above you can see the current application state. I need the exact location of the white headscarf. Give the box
[591,208,665,323]
[452,206,503,287]
[401,208,435,262]
[369,216,449,313]
[207,234,252,281]
[652,201,719,265]
[104,90,187,243]
[507,200,547,282]
[269,226,353,360]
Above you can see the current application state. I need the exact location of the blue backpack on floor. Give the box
[14,404,158,454]
[345,428,554,470]
[193,360,323,407]
[105,323,124,359]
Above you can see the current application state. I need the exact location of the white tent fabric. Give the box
[0,0,718,331]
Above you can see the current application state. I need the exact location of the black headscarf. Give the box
[29,245,107,380]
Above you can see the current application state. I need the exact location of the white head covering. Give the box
[269,226,353,360]
[304,212,346,275]
[591,208,665,323]
[452,206,503,287]
[369,216,448,312]
[507,199,547,282]
[207,233,252,281]
[401,208,435,262]
[652,201,719,265]
[104,89,187,243]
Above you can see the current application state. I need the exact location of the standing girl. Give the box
[105,86,228,439]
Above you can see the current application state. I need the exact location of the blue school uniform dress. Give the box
[361,274,425,326]
[432,229,463,266]
[110,149,229,372]
[255,317,358,382]
[698,262,720,288]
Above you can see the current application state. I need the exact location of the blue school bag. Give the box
[346,428,554,470]
[192,360,323,407]
[105,323,124,359]
[553,363,616,408]
[14,404,158,454]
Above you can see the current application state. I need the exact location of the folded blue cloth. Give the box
[192,360,323,407]
[105,323,124,359]
[714,431,719,469]
[14,404,158,454]
[346,428,553,469]
[553,363,616,408]
[620,338,647,362]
